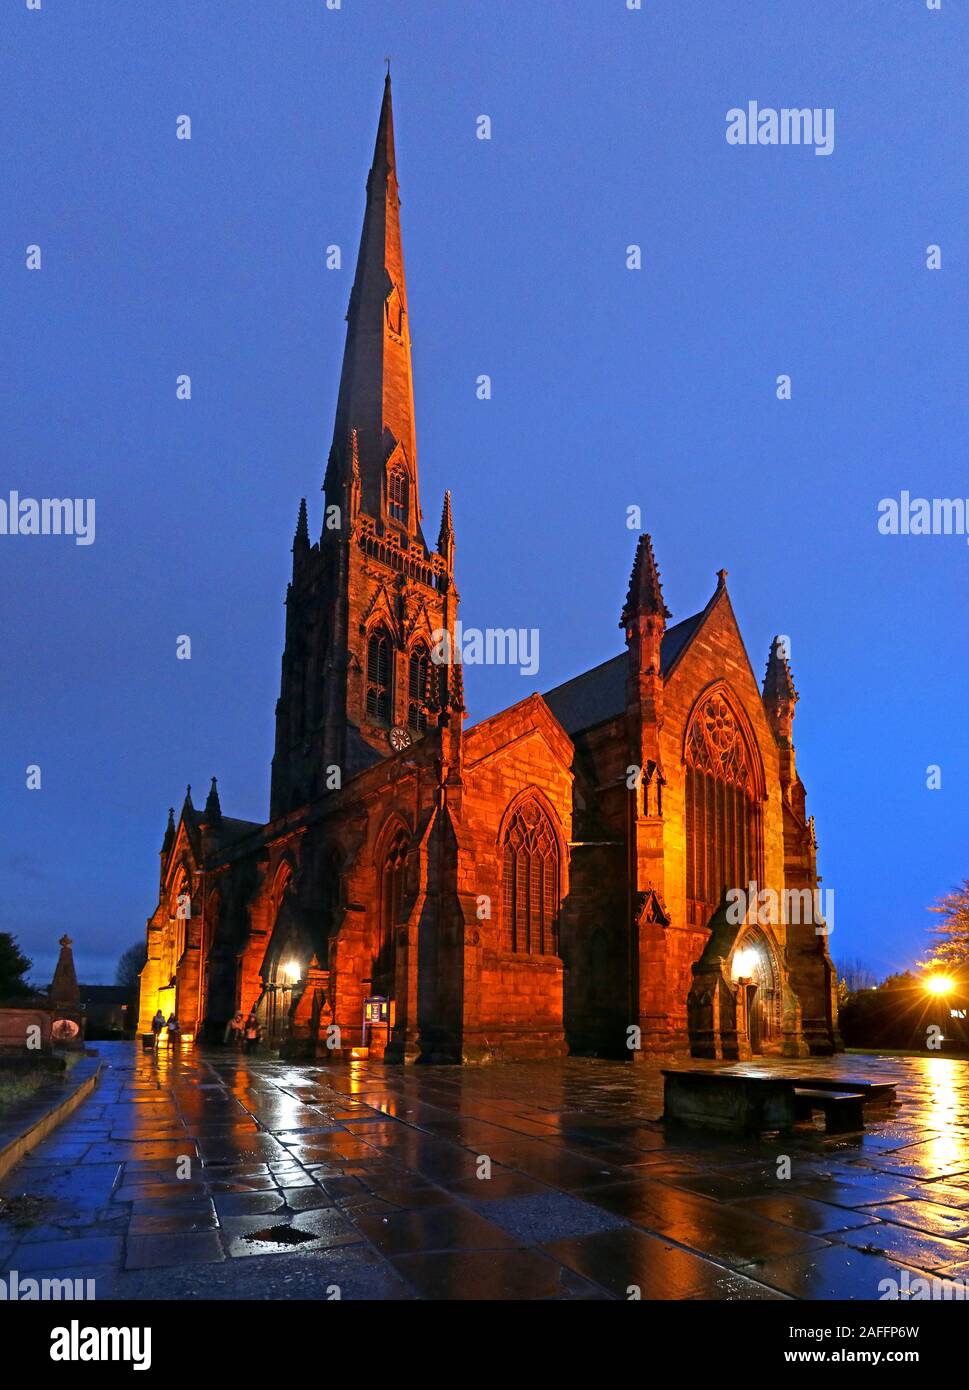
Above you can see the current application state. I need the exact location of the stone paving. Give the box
[2,1043,968,1300]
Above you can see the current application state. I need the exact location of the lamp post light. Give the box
[923,974,955,1047]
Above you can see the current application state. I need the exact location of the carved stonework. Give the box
[634,888,671,929]
[688,697,751,789]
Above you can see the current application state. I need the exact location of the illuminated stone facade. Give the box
[137,78,840,1062]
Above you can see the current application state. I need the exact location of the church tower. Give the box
[271,75,460,818]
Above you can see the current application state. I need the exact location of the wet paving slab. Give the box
[1,1042,967,1299]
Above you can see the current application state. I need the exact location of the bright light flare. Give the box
[925,975,953,996]
[732,948,757,980]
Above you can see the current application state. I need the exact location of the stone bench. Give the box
[662,1069,798,1134]
[788,1076,895,1106]
[662,1068,872,1136]
[793,1087,866,1135]
[719,1069,896,1106]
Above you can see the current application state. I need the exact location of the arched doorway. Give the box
[258,864,305,1046]
[730,928,782,1055]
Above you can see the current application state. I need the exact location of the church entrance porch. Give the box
[732,933,781,1056]
[687,897,813,1060]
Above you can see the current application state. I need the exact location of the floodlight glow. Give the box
[733,949,757,979]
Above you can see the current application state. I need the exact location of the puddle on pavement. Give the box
[243,1223,317,1246]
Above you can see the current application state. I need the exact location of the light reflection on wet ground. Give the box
[2,1044,968,1300]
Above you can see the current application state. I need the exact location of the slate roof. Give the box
[180,805,260,848]
[215,817,262,846]
[543,612,704,735]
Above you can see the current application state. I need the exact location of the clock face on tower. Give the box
[388,726,413,752]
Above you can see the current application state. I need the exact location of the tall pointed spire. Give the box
[372,70,396,178]
[329,73,422,541]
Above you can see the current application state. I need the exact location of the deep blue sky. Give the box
[2,1,966,985]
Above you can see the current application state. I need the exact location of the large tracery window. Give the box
[166,873,191,983]
[408,643,429,733]
[376,827,408,992]
[685,694,763,925]
[366,628,393,724]
[501,798,561,956]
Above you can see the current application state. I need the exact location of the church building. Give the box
[137,77,840,1063]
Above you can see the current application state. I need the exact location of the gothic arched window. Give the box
[366,628,393,724]
[501,798,561,956]
[388,468,408,526]
[376,827,408,992]
[685,694,763,924]
[168,872,191,980]
[408,643,429,732]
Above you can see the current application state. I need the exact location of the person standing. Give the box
[243,1013,261,1054]
[224,1011,244,1047]
[166,1012,180,1046]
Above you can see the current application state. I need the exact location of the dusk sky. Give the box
[2,1,966,985]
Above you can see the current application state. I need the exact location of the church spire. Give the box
[329,73,422,542]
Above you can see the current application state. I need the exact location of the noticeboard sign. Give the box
[364,996,389,1025]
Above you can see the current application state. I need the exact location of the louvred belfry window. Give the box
[388,468,408,525]
[408,643,429,732]
[685,695,763,924]
[501,798,561,955]
[366,628,393,724]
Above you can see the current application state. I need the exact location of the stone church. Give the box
[138,77,840,1063]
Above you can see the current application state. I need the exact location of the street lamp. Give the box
[925,975,953,997]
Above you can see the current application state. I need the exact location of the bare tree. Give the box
[116,940,147,990]
[836,957,877,994]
